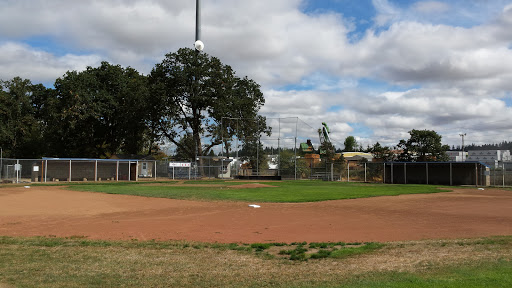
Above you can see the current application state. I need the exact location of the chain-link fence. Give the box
[196,156,347,181]
[381,162,495,186]
[0,158,160,183]
[342,162,385,182]
[0,157,350,182]
[3,157,510,186]
[0,157,396,183]
[0,158,204,183]
[489,162,512,187]
[0,159,37,183]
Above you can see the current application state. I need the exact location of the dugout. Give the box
[383,162,490,186]
[36,158,143,182]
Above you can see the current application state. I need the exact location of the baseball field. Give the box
[1,180,511,287]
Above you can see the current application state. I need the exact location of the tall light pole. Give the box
[194,0,204,52]
[459,133,466,162]
[193,0,203,178]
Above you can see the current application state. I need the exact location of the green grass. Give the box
[0,236,511,287]
[65,180,451,203]
[343,261,512,288]
[276,242,384,261]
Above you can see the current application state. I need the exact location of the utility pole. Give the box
[459,133,466,162]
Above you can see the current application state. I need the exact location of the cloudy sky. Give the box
[1,0,512,149]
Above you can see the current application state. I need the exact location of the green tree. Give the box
[319,141,336,160]
[47,62,154,157]
[370,142,393,162]
[149,48,268,170]
[279,149,309,178]
[331,154,346,179]
[397,129,450,162]
[0,77,44,158]
[343,136,357,152]
[174,133,195,161]
[239,137,268,173]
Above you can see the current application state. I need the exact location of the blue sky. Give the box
[1,0,512,150]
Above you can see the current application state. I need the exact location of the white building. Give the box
[446,151,468,162]
[466,150,511,168]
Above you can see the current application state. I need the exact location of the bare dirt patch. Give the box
[1,186,512,243]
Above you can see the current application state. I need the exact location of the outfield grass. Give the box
[344,261,512,288]
[65,180,452,202]
[0,236,511,287]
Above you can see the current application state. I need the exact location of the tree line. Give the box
[347,129,451,162]
[453,141,512,152]
[0,48,268,161]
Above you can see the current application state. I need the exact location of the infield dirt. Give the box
[1,185,511,243]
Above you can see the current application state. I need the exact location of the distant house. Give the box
[342,152,373,162]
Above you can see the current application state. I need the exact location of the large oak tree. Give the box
[149,48,269,166]
[0,77,46,158]
[46,62,153,157]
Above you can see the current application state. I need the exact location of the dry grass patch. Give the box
[0,236,511,287]
[342,237,512,273]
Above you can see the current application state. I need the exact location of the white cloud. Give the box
[0,42,101,83]
[372,0,401,27]
[1,0,512,147]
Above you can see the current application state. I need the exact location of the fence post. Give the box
[45,159,48,183]
[116,161,119,181]
[404,163,407,184]
[16,159,19,183]
[450,162,453,186]
[504,162,506,187]
[69,160,72,182]
[475,163,478,187]
[391,162,393,184]
[95,160,98,182]
[294,142,297,180]
[155,161,157,180]
[310,158,312,180]
[347,163,350,182]
[256,126,259,176]
[426,163,429,185]
[383,163,385,183]
[294,118,297,180]
[364,162,367,182]
[278,117,280,177]
[492,166,495,186]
